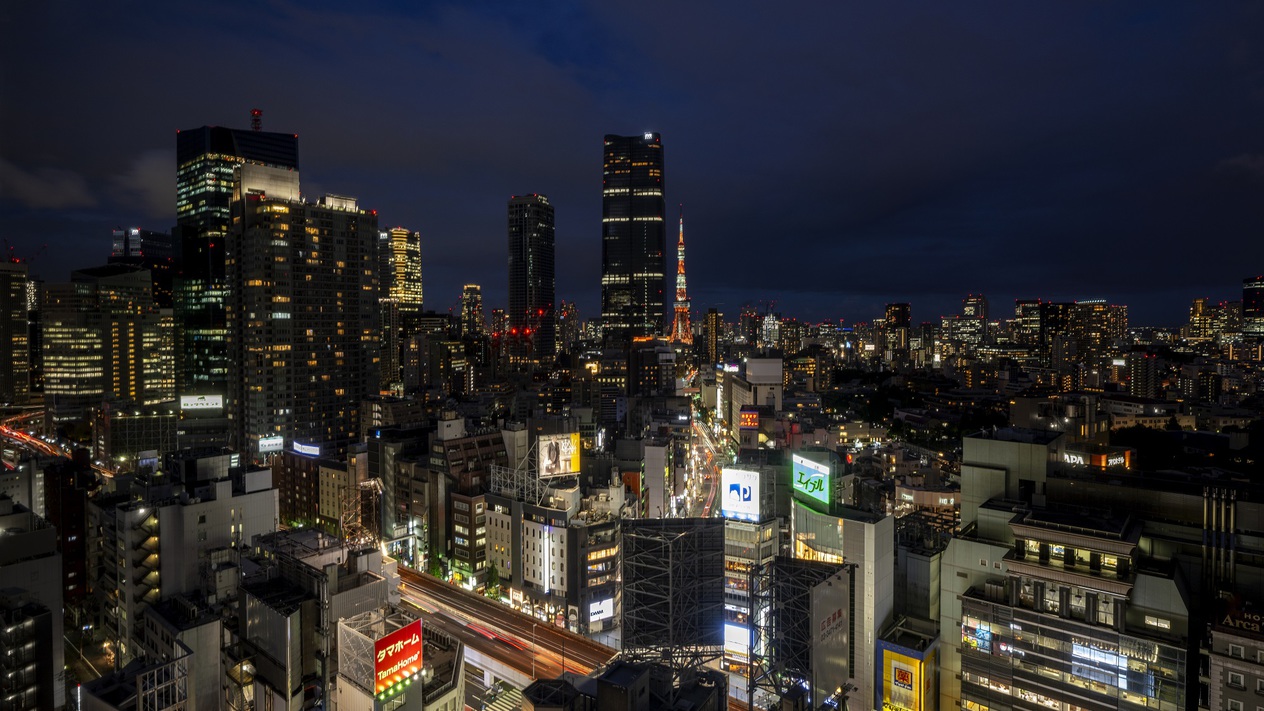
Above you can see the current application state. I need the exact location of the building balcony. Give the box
[1003,550,1135,598]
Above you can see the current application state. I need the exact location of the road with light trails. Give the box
[400,568,616,678]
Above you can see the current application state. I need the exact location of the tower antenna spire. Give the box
[250,108,262,131]
[670,204,693,344]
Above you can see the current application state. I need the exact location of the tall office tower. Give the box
[379,227,424,317]
[885,302,911,351]
[669,210,692,344]
[109,227,176,308]
[26,277,43,394]
[174,125,299,399]
[490,308,508,336]
[556,300,581,354]
[0,260,29,404]
[963,293,988,320]
[1186,297,1211,342]
[1013,299,1042,348]
[1243,276,1264,338]
[959,293,988,346]
[460,284,484,338]
[1211,300,1243,340]
[507,194,556,360]
[601,133,667,344]
[703,308,723,365]
[43,265,164,422]
[228,182,379,460]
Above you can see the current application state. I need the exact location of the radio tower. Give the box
[670,205,693,344]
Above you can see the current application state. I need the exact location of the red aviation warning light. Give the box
[374,619,423,699]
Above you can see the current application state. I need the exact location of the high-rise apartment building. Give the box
[601,133,667,344]
[507,194,556,360]
[174,125,299,399]
[1243,276,1264,338]
[460,283,484,338]
[0,496,65,710]
[886,302,911,352]
[228,175,379,459]
[0,260,29,404]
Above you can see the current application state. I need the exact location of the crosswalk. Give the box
[482,686,524,711]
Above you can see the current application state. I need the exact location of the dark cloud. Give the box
[2,0,1263,325]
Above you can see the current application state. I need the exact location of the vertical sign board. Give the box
[538,433,580,477]
[792,454,832,510]
[720,468,760,521]
[811,569,850,707]
[374,619,423,696]
[878,643,935,711]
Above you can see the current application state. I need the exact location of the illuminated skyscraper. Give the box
[507,194,556,360]
[379,227,424,316]
[703,308,722,366]
[601,133,666,344]
[174,125,298,398]
[670,209,692,344]
[0,261,29,404]
[460,284,484,338]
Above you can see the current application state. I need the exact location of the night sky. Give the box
[3,2,1263,326]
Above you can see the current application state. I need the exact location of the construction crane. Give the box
[3,238,47,265]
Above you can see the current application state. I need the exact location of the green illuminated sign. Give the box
[792,454,831,508]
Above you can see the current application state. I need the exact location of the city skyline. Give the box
[3,3,1264,326]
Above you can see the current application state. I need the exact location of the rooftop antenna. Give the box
[250,108,262,131]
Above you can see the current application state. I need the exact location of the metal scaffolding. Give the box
[620,519,725,687]
[748,556,855,710]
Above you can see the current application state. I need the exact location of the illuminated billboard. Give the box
[721,468,760,521]
[258,435,284,454]
[180,394,223,411]
[792,454,831,509]
[538,432,580,477]
[738,408,760,431]
[878,644,937,711]
[589,597,614,622]
[724,621,750,657]
[374,619,423,696]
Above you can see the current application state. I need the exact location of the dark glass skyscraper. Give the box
[174,126,298,397]
[601,133,667,344]
[507,194,556,360]
[1243,275,1264,338]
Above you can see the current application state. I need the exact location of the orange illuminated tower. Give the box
[670,206,692,344]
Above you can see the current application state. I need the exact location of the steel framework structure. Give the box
[748,556,855,710]
[620,519,725,686]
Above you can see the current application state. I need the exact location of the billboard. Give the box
[374,619,423,696]
[721,468,760,521]
[258,435,284,454]
[180,394,223,411]
[811,567,850,708]
[879,646,936,711]
[589,597,615,622]
[539,432,580,477]
[292,442,320,457]
[724,621,751,657]
[739,408,760,431]
[792,454,831,509]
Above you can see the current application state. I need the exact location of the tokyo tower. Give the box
[670,206,693,344]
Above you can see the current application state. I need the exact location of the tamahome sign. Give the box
[374,619,423,697]
[1220,609,1262,633]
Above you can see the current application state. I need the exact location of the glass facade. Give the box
[600,133,666,344]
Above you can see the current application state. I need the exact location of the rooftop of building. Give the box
[1010,503,1139,543]
[241,576,311,616]
[968,426,1063,446]
[879,615,939,652]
